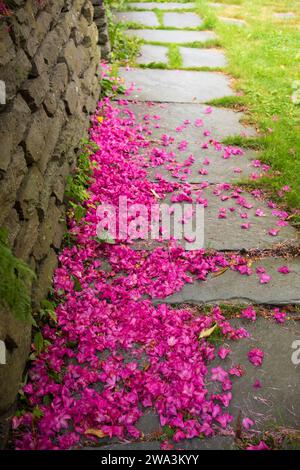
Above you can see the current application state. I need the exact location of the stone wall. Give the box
[92,0,111,59]
[0,0,110,447]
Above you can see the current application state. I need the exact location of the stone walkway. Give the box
[14,1,300,451]
[105,1,300,449]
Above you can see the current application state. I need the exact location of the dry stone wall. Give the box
[0,0,110,447]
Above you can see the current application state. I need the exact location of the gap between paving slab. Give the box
[118,68,234,103]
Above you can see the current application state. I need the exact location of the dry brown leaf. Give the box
[84,429,107,439]
[213,267,229,277]
[150,189,161,199]
[199,323,217,339]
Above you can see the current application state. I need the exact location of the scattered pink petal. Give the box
[277,265,290,274]
[248,348,264,367]
[259,273,271,284]
[242,417,254,430]
[273,308,286,324]
[241,306,256,322]
[218,346,231,360]
[253,378,262,389]
[247,441,270,450]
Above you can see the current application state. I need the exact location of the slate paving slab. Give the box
[274,12,295,20]
[128,2,196,10]
[148,183,299,251]
[226,318,300,430]
[114,11,159,27]
[119,102,256,140]
[129,185,299,252]
[124,29,218,43]
[208,2,224,7]
[147,147,255,184]
[179,47,227,68]
[136,44,168,64]
[157,257,300,305]
[118,68,234,103]
[101,441,162,450]
[163,12,203,28]
[219,16,246,27]
[100,436,235,450]
[117,102,258,183]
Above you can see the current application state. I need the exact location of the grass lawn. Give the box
[107,0,300,212]
[195,0,300,211]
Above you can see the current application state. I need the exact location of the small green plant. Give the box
[101,75,126,97]
[168,44,183,69]
[105,1,141,64]
[0,228,35,322]
[65,140,98,222]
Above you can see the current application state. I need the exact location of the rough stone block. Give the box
[0,147,28,225]
[82,2,94,24]
[65,80,81,115]
[21,73,49,111]
[17,166,43,219]
[33,26,67,76]
[72,14,89,46]
[0,127,13,172]
[44,62,69,116]
[14,209,39,261]
[0,50,32,102]
[61,39,83,77]
[32,248,58,307]
[25,108,50,165]
[3,209,21,248]
[0,26,15,67]
[38,105,66,173]
[0,305,31,414]
[33,197,63,261]
[26,11,52,57]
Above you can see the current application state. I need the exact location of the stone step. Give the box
[118,68,234,102]
[99,436,235,450]
[154,257,300,305]
[114,11,160,27]
[84,317,300,449]
[114,10,203,29]
[136,44,227,68]
[163,12,203,28]
[124,29,218,43]
[274,12,295,20]
[118,102,256,141]
[147,147,257,184]
[127,2,196,10]
[180,47,227,68]
[136,44,168,65]
[129,182,299,251]
[169,185,298,250]
[226,317,300,430]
